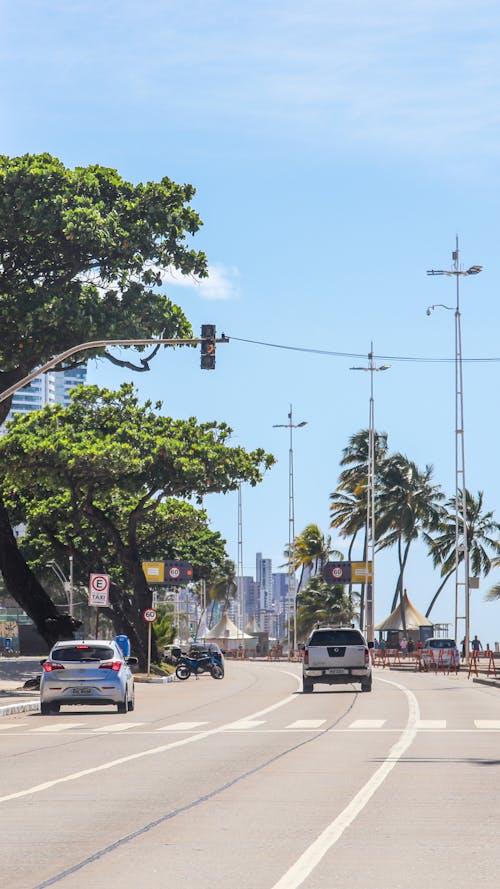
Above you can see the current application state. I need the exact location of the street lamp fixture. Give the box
[350,346,390,642]
[273,406,308,652]
[426,237,482,659]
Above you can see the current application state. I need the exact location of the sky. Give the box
[3,0,500,643]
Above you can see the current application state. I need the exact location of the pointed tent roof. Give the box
[245,615,263,634]
[204,612,254,640]
[375,592,433,632]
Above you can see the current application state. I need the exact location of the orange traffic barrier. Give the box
[468,650,480,678]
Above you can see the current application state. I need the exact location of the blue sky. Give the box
[4,0,500,643]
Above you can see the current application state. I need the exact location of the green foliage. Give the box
[0,153,207,414]
[296,576,358,639]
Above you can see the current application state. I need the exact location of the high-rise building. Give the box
[256,552,272,610]
[1,367,87,432]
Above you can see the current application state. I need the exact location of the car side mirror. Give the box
[297,642,305,651]
[40,658,47,666]
[368,641,374,649]
[126,656,139,666]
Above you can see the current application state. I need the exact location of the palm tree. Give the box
[376,454,445,623]
[333,429,389,626]
[296,575,358,639]
[284,523,341,594]
[206,559,237,627]
[425,490,500,616]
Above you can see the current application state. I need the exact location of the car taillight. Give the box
[43,662,65,672]
[304,649,309,665]
[365,648,369,664]
[99,661,122,671]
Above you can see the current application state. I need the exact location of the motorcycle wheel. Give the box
[211,664,224,679]
[175,664,191,680]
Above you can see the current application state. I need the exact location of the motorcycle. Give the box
[175,650,224,680]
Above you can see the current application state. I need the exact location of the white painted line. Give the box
[475,720,500,729]
[156,721,209,731]
[0,723,28,730]
[287,720,326,729]
[0,674,302,804]
[225,720,266,730]
[32,723,85,733]
[92,722,144,733]
[415,719,446,729]
[270,676,420,889]
[349,719,386,729]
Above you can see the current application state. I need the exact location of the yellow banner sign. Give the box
[142,562,165,583]
[351,561,373,583]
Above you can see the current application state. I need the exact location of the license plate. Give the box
[70,687,90,695]
[326,668,347,675]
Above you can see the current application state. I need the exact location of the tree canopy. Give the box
[0,152,207,414]
[0,384,275,664]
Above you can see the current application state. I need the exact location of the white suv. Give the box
[301,626,372,693]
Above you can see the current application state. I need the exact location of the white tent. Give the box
[202,612,256,651]
[375,592,433,633]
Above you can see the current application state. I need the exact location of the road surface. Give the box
[1,660,499,888]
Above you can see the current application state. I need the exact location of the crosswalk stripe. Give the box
[415,719,446,729]
[475,720,500,729]
[349,719,386,729]
[287,719,326,729]
[156,721,209,731]
[225,720,266,730]
[0,723,28,730]
[92,722,144,733]
[32,723,85,732]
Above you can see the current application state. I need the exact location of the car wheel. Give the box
[303,681,314,693]
[51,703,60,713]
[40,701,52,715]
[127,693,135,711]
[361,679,372,692]
[117,692,128,714]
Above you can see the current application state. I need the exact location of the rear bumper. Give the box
[303,667,370,683]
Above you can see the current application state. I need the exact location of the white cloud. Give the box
[163,263,240,301]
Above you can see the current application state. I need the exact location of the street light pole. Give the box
[273,406,307,652]
[350,347,390,641]
[427,238,482,658]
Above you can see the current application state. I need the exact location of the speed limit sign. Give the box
[143,608,157,623]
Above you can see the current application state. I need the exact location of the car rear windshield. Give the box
[427,639,456,649]
[52,645,115,662]
[308,630,365,646]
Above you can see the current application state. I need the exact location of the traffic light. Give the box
[200,324,216,369]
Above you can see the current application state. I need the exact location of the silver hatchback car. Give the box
[40,639,138,714]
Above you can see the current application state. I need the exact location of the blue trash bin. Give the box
[115,635,131,657]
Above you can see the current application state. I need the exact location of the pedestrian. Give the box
[400,637,408,657]
[461,637,466,658]
[407,638,415,655]
[471,635,483,653]
[380,638,387,654]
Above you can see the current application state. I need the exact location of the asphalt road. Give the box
[1,660,500,889]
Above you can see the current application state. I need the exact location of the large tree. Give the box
[0,384,274,665]
[0,153,208,641]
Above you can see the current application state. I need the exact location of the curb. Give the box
[0,700,40,717]
[472,676,500,689]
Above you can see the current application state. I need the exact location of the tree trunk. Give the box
[0,498,81,646]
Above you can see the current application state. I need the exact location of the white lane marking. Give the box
[349,719,386,729]
[475,720,500,729]
[0,723,28,730]
[156,721,209,731]
[92,723,144,733]
[225,720,266,730]
[415,719,446,729]
[0,674,302,803]
[287,720,326,729]
[270,676,420,889]
[32,723,85,733]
